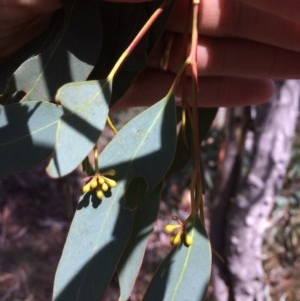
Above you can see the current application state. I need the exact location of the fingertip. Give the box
[113,71,276,110]
[258,78,276,103]
[240,78,275,106]
[197,77,276,107]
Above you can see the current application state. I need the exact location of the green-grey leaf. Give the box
[46,80,110,178]
[5,0,102,103]
[118,180,162,301]
[52,94,177,301]
[99,93,177,189]
[0,101,62,176]
[52,180,134,301]
[143,216,212,301]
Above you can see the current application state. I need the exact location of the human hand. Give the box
[0,0,62,62]
[119,0,300,108]
[1,0,300,108]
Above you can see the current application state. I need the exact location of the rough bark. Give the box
[210,80,300,301]
[210,107,251,301]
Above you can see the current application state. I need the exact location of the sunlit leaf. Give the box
[100,93,177,189]
[0,101,62,176]
[52,180,134,301]
[2,0,102,103]
[143,216,211,301]
[46,80,110,178]
[52,94,177,301]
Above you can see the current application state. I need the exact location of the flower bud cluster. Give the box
[82,170,117,199]
[164,216,193,247]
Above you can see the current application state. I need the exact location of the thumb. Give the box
[239,0,300,23]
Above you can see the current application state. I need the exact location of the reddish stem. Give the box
[107,0,173,80]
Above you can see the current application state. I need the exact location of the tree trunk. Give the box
[210,107,250,301]
[210,80,300,301]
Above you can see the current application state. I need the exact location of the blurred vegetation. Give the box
[263,119,300,301]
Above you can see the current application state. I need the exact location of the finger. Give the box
[0,0,62,13]
[112,69,274,109]
[168,0,300,52]
[195,38,300,78]
[239,0,300,23]
[149,34,300,79]
[0,0,62,61]
[103,0,155,2]
[0,16,53,61]
[0,0,61,26]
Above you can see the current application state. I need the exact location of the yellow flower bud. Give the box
[183,233,193,247]
[98,176,105,185]
[104,177,117,188]
[164,224,181,233]
[104,169,116,176]
[101,182,109,192]
[170,231,182,246]
[96,189,104,199]
[90,178,98,189]
[82,183,91,193]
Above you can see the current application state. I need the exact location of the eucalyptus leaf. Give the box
[46,80,110,178]
[53,94,177,301]
[0,101,62,176]
[52,180,134,301]
[118,180,162,301]
[99,93,177,189]
[198,108,218,142]
[3,0,102,103]
[143,216,212,301]
[168,107,217,175]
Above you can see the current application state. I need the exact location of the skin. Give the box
[1,0,300,107]
[0,0,62,60]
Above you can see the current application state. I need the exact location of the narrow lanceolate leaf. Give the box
[5,0,102,103]
[99,93,177,189]
[118,181,162,301]
[46,80,110,178]
[143,216,212,301]
[52,181,134,301]
[0,102,62,176]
